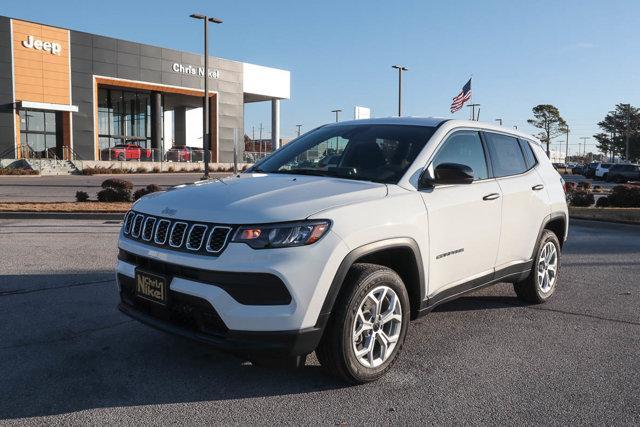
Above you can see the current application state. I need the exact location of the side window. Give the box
[485,132,528,177]
[518,139,538,170]
[431,131,488,180]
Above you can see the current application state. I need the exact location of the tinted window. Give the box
[518,139,537,169]
[254,124,437,184]
[432,131,488,180]
[485,132,528,177]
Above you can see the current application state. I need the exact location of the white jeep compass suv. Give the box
[117,118,568,383]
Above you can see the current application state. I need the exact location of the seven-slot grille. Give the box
[122,211,233,256]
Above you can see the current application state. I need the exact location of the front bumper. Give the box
[116,229,349,355]
[117,265,326,356]
[117,230,349,331]
[118,301,324,357]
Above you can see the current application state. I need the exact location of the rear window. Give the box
[518,139,538,170]
[484,132,528,177]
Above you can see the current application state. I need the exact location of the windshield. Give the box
[252,124,437,184]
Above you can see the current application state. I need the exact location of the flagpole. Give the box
[469,74,473,120]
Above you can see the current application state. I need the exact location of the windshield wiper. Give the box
[274,169,331,177]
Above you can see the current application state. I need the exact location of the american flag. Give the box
[450,78,472,113]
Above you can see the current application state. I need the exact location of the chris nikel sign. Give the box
[172,62,220,79]
[21,35,62,55]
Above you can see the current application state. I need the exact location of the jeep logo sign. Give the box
[21,35,62,55]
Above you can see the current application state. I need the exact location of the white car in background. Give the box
[595,162,613,180]
[116,117,568,383]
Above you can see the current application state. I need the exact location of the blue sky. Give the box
[4,0,639,154]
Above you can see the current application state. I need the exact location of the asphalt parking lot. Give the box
[1,218,639,424]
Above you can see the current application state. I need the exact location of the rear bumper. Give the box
[119,299,324,357]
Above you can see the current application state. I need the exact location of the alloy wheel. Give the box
[537,241,558,293]
[352,285,402,368]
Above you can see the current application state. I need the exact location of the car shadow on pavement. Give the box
[0,272,348,420]
[433,295,527,312]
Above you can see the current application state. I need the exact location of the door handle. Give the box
[483,193,500,201]
[532,184,545,191]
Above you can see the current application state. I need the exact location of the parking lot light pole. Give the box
[391,65,408,117]
[190,13,223,180]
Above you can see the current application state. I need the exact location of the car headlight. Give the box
[232,220,331,249]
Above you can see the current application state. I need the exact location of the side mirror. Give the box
[419,163,474,189]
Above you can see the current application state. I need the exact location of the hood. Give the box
[133,173,388,224]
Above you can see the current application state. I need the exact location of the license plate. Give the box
[135,269,168,305]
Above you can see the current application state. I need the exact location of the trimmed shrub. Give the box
[97,178,133,202]
[97,188,130,202]
[166,166,175,173]
[569,190,595,207]
[607,185,640,207]
[564,182,576,192]
[595,196,610,208]
[101,178,133,191]
[133,184,162,201]
[152,166,160,173]
[0,167,38,175]
[136,166,147,173]
[577,181,591,190]
[82,167,127,175]
[75,191,90,202]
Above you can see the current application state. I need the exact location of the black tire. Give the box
[315,263,410,384]
[514,230,561,304]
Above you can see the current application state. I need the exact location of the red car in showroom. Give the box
[165,146,205,162]
[102,143,152,161]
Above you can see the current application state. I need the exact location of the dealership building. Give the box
[0,16,290,163]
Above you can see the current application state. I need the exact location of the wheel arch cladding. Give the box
[318,238,425,323]
[544,213,567,248]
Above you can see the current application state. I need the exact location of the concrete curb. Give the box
[569,215,640,227]
[0,211,125,220]
[569,207,640,226]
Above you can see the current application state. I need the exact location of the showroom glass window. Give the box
[484,132,528,177]
[19,110,59,158]
[98,87,152,159]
